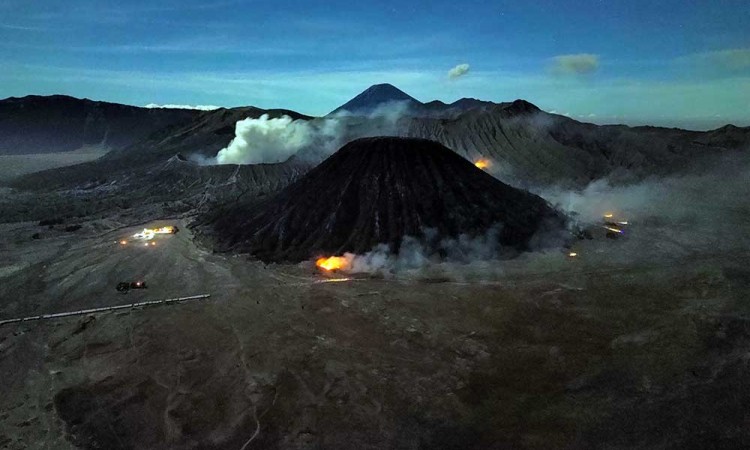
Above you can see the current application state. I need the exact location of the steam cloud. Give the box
[212,101,411,165]
[215,114,342,165]
[448,63,471,80]
[550,54,599,75]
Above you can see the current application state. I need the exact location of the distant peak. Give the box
[364,82,409,91]
[329,83,420,115]
[504,99,541,115]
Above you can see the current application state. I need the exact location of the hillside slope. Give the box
[201,137,566,262]
[0,95,200,155]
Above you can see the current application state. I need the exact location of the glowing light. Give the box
[119,240,127,245]
[603,213,614,219]
[474,158,491,170]
[133,226,177,241]
[316,256,349,271]
[603,226,623,233]
[150,242,156,246]
[134,229,155,240]
[618,221,629,225]
[569,252,578,257]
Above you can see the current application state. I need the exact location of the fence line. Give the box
[0,294,211,326]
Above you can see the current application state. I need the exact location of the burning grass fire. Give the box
[316,256,350,272]
[474,158,491,170]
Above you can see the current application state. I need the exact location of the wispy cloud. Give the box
[448,63,470,80]
[26,1,245,20]
[550,53,599,75]
[685,48,750,71]
[3,60,748,129]
[0,63,438,114]
[0,23,51,31]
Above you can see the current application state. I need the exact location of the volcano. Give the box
[201,137,566,263]
[329,83,421,115]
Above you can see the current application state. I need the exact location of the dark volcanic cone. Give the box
[203,137,566,262]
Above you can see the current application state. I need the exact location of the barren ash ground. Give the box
[1,183,749,450]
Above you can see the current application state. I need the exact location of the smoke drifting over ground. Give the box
[317,227,508,280]
[534,152,750,267]
[211,101,411,165]
[317,152,750,280]
[540,153,750,224]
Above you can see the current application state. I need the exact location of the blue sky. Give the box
[1,0,748,128]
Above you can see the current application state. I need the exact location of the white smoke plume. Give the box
[215,114,343,165]
[144,103,222,111]
[448,63,471,80]
[211,101,412,165]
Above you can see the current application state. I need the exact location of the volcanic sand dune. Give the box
[202,137,567,263]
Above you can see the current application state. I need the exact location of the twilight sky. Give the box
[1,0,748,129]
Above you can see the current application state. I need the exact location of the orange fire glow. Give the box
[474,158,491,170]
[133,226,177,240]
[316,256,349,271]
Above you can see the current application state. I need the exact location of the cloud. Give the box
[688,48,750,71]
[448,63,470,80]
[550,53,599,75]
[0,23,50,31]
[144,103,222,111]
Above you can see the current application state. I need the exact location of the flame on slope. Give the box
[316,256,350,272]
[474,158,491,170]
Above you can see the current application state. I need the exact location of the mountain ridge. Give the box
[0,94,202,155]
